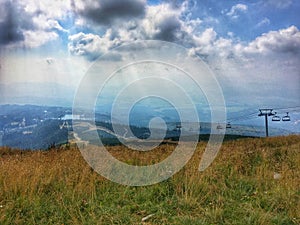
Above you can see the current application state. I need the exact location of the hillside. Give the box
[0,135,299,224]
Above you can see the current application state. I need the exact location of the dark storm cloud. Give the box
[0,0,36,46]
[79,0,146,25]
[153,16,182,41]
[0,1,24,45]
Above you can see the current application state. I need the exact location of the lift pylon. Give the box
[258,109,275,137]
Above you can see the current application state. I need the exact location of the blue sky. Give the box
[0,0,299,128]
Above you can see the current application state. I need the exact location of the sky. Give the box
[0,0,299,128]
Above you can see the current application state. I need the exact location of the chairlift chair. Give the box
[272,112,281,122]
[173,124,182,131]
[176,124,182,129]
[282,112,290,122]
[217,124,223,129]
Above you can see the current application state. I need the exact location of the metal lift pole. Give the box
[258,109,274,137]
[265,114,269,137]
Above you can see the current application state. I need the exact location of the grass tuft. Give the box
[0,135,299,224]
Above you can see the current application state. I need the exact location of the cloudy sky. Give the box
[0,0,299,119]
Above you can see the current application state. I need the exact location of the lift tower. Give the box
[258,109,275,137]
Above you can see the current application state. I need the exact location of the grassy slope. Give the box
[0,135,299,224]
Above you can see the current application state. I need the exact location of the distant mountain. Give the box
[0,104,298,150]
[0,82,75,107]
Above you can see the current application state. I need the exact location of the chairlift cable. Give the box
[225,105,300,123]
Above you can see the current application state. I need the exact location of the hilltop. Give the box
[0,135,299,224]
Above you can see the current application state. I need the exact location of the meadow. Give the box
[0,135,299,224]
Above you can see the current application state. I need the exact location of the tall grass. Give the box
[0,135,299,224]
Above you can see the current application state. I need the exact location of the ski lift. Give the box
[176,124,182,129]
[173,124,182,131]
[258,109,275,116]
[217,124,223,129]
[272,112,281,122]
[226,122,232,128]
[282,112,290,122]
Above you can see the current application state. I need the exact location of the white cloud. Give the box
[184,18,202,33]
[23,30,58,48]
[68,1,192,60]
[255,18,270,28]
[226,4,248,19]
[183,24,300,107]
[34,16,67,32]
[22,0,72,19]
[190,28,217,56]
[68,31,122,61]
[66,0,300,75]
[194,28,217,45]
[263,0,293,9]
[1,0,299,109]
[243,26,300,55]
[141,3,183,41]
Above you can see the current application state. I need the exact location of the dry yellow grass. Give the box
[0,135,299,224]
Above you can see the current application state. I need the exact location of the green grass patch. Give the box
[0,135,299,224]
